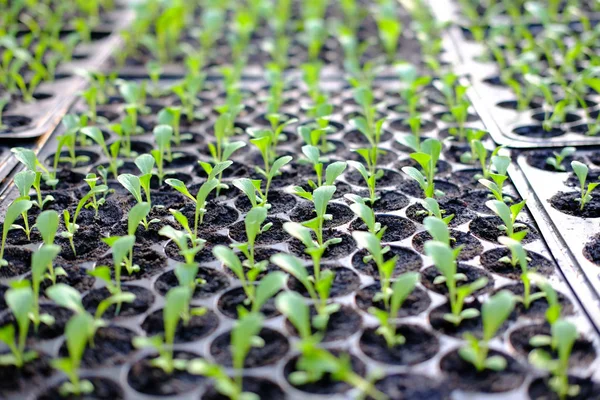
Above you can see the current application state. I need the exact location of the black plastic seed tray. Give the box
[1,74,600,399]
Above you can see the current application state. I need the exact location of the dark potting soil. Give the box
[95,246,166,282]
[283,351,366,394]
[234,190,297,213]
[164,233,232,263]
[40,170,85,190]
[142,308,219,343]
[58,326,135,368]
[461,190,520,214]
[420,263,494,296]
[429,300,514,339]
[127,351,205,396]
[525,150,577,172]
[149,172,193,190]
[154,267,230,298]
[217,286,279,319]
[345,168,404,188]
[446,168,485,190]
[509,323,596,368]
[469,216,538,244]
[412,229,484,260]
[0,246,32,278]
[388,117,437,133]
[110,216,177,244]
[288,230,356,261]
[355,284,431,317]
[344,128,393,144]
[0,351,52,394]
[493,283,573,320]
[290,201,354,228]
[351,246,423,278]
[285,304,362,342]
[549,191,600,218]
[181,203,239,232]
[210,327,289,368]
[0,304,73,341]
[36,262,95,294]
[440,348,525,393]
[528,376,600,400]
[201,377,285,400]
[405,197,475,227]
[56,228,109,262]
[398,179,460,199]
[396,158,452,176]
[370,373,450,400]
[351,190,410,212]
[349,214,417,242]
[46,150,100,168]
[583,234,600,266]
[228,216,289,245]
[479,248,554,279]
[74,199,123,231]
[287,265,360,298]
[512,125,565,138]
[359,324,439,365]
[82,285,154,318]
[37,376,124,400]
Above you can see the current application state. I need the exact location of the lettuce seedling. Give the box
[118,155,159,229]
[486,199,528,241]
[208,113,246,169]
[250,130,293,200]
[0,285,38,367]
[159,225,205,265]
[424,238,487,326]
[458,132,488,166]
[459,290,515,371]
[476,153,510,200]
[395,62,431,118]
[529,320,581,399]
[82,173,106,217]
[167,161,231,236]
[172,73,206,123]
[347,159,383,206]
[420,197,455,224]
[232,206,272,271]
[61,177,107,256]
[571,161,599,211]
[370,272,419,347]
[30,244,61,331]
[546,147,575,172]
[152,124,173,184]
[346,194,386,237]
[13,170,36,240]
[498,236,545,309]
[12,147,55,206]
[402,138,443,198]
[300,145,347,190]
[158,106,186,146]
[0,199,33,267]
[376,13,402,62]
[213,245,286,313]
[297,107,336,154]
[133,286,203,374]
[59,114,91,167]
[233,178,271,209]
[81,126,122,178]
[271,253,338,330]
[34,210,65,283]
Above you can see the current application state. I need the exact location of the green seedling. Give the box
[82,174,106,217]
[160,223,205,265]
[271,253,339,330]
[172,73,206,124]
[459,290,515,371]
[231,206,272,271]
[81,126,122,178]
[30,244,61,331]
[297,108,336,154]
[12,170,36,240]
[0,285,38,368]
[498,237,545,309]
[486,199,528,241]
[347,160,383,206]
[152,124,173,184]
[146,61,162,97]
[346,194,386,237]
[401,138,444,198]
[59,114,91,167]
[571,161,600,211]
[376,13,402,62]
[369,272,419,348]
[300,145,347,190]
[250,130,293,201]
[118,154,160,229]
[213,245,286,313]
[478,155,512,202]
[33,210,65,284]
[546,147,575,172]
[419,197,455,224]
[233,178,270,209]
[12,147,55,206]
[458,132,488,166]
[0,199,33,267]
[529,320,581,399]
[158,106,187,147]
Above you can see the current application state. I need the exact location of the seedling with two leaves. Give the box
[0,199,33,267]
[81,126,122,179]
[118,154,161,230]
[546,147,575,172]
[401,138,444,198]
[346,194,387,237]
[0,285,39,368]
[571,160,600,211]
[33,210,66,284]
[160,225,205,266]
[478,155,512,202]
[12,147,55,207]
[486,199,528,242]
[249,130,293,200]
[299,145,347,190]
[459,290,515,371]
[9,172,35,240]
[418,197,455,225]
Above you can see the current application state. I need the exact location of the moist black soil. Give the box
[37,262,95,294]
[583,234,600,265]
[288,230,356,261]
[149,171,192,189]
[127,351,205,396]
[352,189,410,212]
[82,285,154,317]
[46,150,100,168]
[480,248,554,279]
[350,214,416,242]
[0,304,73,341]
[412,229,484,260]
[509,323,596,368]
[370,373,450,400]
[549,191,600,218]
[154,267,230,298]
[421,263,494,296]
[96,246,166,281]
[210,327,289,368]
[37,377,124,400]
[446,168,484,190]
[201,377,285,400]
[440,348,525,393]
[234,190,297,213]
[74,199,123,231]
[56,228,109,261]
[164,232,232,263]
[285,304,362,342]
[356,283,431,317]
[283,351,366,394]
[359,324,439,365]
[0,246,32,278]
[469,216,538,244]
[0,351,52,395]
[526,150,577,172]
[405,197,475,227]
[398,179,460,199]
[181,203,239,232]
[493,283,573,320]
[290,201,354,228]
[228,216,289,245]
[217,286,279,319]
[111,217,177,244]
[287,265,360,298]
[344,128,393,144]
[461,189,518,214]
[351,246,423,278]
[528,376,600,400]
[58,326,135,368]
[40,170,85,190]
[142,308,219,342]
